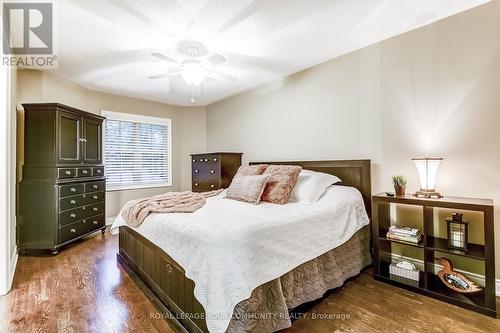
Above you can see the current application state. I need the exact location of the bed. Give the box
[112,159,372,333]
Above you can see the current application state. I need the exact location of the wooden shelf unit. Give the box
[372,193,496,317]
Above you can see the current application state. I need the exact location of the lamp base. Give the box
[414,190,443,199]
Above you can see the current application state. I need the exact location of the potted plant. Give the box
[392,175,407,196]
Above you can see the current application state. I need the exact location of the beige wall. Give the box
[207,2,500,277]
[16,70,207,217]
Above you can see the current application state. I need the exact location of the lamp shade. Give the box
[412,157,443,195]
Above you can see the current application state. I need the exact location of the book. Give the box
[386,232,422,244]
[389,225,420,236]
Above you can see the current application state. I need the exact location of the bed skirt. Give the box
[118,225,371,333]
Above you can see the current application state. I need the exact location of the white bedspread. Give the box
[110,185,369,333]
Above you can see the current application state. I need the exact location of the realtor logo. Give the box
[2,2,56,68]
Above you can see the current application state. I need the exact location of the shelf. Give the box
[379,228,424,248]
[426,236,485,260]
[378,261,425,289]
[426,273,486,309]
[372,194,496,317]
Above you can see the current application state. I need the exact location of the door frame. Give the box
[1,65,17,295]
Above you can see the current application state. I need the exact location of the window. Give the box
[101,111,172,190]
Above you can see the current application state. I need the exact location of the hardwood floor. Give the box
[1,230,499,333]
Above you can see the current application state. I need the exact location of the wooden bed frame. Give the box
[117,159,371,333]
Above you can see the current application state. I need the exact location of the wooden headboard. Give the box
[250,159,372,217]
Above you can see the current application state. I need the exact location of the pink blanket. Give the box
[121,189,223,227]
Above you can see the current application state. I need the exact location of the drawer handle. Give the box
[213,158,218,162]
[192,159,195,162]
[70,187,76,192]
[204,158,209,162]
[93,220,98,225]
[194,169,199,173]
[199,158,203,162]
[65,170,72,175]
[70,200,76,204]
[93,207,98,212]
[210,170,215,174]
[166,264,172,273]
[93,185,98,189]
[194,183,199,186]
[210,184,215,188]
[70,228,76,233]
[82,170,88,174]
[79,138,87,142]
[96,169,102,174]
[70,213,76,218]
[92,195,98,200]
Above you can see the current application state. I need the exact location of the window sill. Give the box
[106,183,172,192]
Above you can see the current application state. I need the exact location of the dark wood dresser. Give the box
[19,103,106,255]
[191,152,242,192]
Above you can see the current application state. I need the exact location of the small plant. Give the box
[392,175,407,187]
[392,175,407,196]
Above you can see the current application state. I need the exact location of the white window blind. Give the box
[101,111,172,190]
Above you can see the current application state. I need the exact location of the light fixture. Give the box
[181,63,207,86]
[412,156,443,198]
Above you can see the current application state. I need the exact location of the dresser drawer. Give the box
[93,167,104,176]
[85,180,105,193]
[77,167,92,177]
[59,206,86,226]
[59,194,85,211]
[192,154,220,164]
[192,164,220,180]
[84,202,105,217]
[87,214,105,231]
[83,191,104,205]
[58,168,76,179]
[59,183,85,197]
[192,181,220,192]
[59,220,88,243]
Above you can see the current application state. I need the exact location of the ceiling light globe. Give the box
[181,64,206,86]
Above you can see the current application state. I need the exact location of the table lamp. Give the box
[412,157,443,198]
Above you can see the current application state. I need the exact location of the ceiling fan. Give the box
[148,46,237,88]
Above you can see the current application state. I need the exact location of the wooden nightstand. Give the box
[372,193,496,317]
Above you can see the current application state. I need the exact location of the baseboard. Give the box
[106,216,117,226]
[390,253,500,296]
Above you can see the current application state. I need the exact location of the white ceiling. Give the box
[51,0,489,106]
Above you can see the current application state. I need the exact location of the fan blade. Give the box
[151,53,180,63]
[204,54,226,66]
[148,71,182,79]
[207,71,238,83]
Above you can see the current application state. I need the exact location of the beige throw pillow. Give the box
[226,174,271,204]
[235,164,268,176]
[261,165,302,205]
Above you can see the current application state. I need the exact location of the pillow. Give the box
[235,164,268,176]
[226,174,271,204]
[261,165,302,205]
[289,170,341,204]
